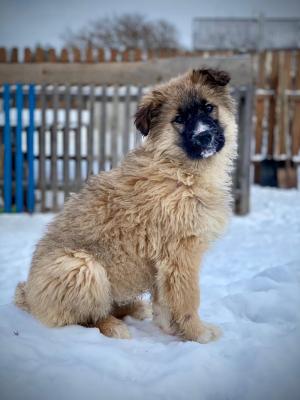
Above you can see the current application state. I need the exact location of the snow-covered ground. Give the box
[0,186,300,400]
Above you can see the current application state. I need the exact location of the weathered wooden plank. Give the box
[267,51,279,157]
[73,48,81,63]
[63,85,71,198]
[86,47,94,63]
[11,48,18,63]
[235,87,254,215]
[122,50,130,62]
[254,96,265,155]
[35,48,45,62]
[99,85,107,171]
[48,48,57,63]
[158,49,168,58]
[60,48,69,63]
[277,51,291,157]
[111,85,119,168]
[147,49,155,60]
[27,84,35,213]
[24,48,32,63]
[39,85,47,211]
[75,85,82,189]
[51,85,59,211]
[231,89,241,192]
[97,48,105,62]
[122,85,131,155]
[292,50,300,157]
[87,85,95,176]
[134,49,142,62]
[0,47,7,62]
[134,86,143,147]
[0,55,254,86]
[15,84,23,212]
[254,51,266,155]
[110,49,118,62]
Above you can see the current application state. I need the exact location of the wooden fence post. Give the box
[0,47,7,62]
[292,51,300,160]
[235,86,254,215]
[15,84,23,212]
[27,84,35,212]
[11,48,18,63]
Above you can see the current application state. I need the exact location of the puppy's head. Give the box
[135,68,236,162]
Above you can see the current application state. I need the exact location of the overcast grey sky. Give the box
[0,0,300,49]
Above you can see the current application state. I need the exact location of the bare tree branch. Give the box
[61,14,181,51]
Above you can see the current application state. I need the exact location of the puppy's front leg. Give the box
[155,242,220,343]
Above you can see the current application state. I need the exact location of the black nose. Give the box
[193,131,213,146]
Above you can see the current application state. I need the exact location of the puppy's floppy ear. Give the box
[134,103,154,136]
[191,68,231,87]
[134,90,164,136]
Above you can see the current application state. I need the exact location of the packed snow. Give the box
[0,186,299,400]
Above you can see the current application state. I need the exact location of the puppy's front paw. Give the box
[196,322,221,344]
[131,300,152,320]
[153,303,174,335]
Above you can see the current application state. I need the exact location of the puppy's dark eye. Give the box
[173,115,184,124]
[205,103,214,113]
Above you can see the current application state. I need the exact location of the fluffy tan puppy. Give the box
[15,68,237,343]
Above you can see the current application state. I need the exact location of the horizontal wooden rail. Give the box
[0,56,254,86]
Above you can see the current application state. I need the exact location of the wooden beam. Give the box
[0,47,7,62]
[254,51,266,155]
[292,50,300,157]
[235,86,254,215]
[0,56,254,86]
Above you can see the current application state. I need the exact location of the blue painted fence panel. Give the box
[3,84,12,212]
[2,83,36,213]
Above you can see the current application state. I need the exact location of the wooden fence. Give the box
[1,47,299,171]
[0,55,254,214]
[0,47,235,63]
[0,84,144,212]
[253,50,300,187]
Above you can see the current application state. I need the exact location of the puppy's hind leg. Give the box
[112,299,152,321]
[24,250,112,328]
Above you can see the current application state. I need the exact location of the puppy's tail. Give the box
[14,281,30,312]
